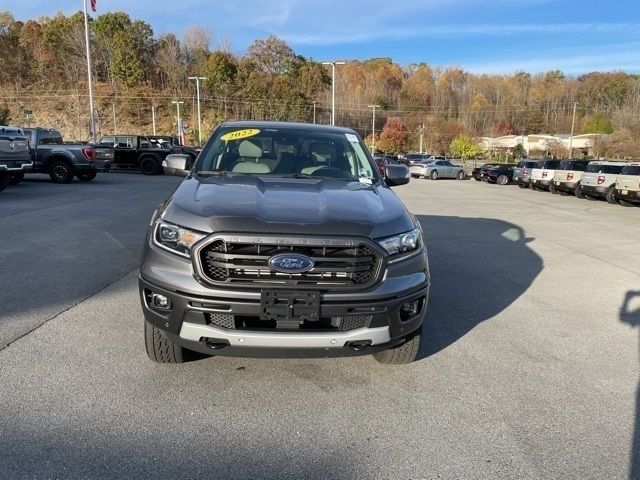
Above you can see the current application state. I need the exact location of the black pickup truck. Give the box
[22,128,113,183]
[0,126,32,192]
[98,135,200,175]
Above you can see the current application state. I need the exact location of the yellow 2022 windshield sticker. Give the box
[220,129,260,141]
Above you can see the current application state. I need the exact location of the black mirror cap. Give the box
[163,154,190,177]
[385,164,411,187]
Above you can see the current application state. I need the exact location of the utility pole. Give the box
[188,76,207,146]
[82,0,96,143]
[568,102,577,158]
[322,61,345,126]
[419,123,425,154]
[151,105,156,135]
[171,100,184,141]
[112,102,117,134]
[368,104,381,153]
[312,101,317,124]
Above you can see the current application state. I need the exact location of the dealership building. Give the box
[479,134,606,156]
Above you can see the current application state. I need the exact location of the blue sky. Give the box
[10,0,640,74]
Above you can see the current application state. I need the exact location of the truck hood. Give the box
[160,175,415,239]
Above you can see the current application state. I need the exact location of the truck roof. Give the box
[219,120,358,135]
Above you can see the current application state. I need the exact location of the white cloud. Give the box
[462,42,640,74]
[283,23,640,46]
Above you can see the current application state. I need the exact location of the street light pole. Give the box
[368,104,381,152]
[171,100,184,141]
[151,105,156,135]
[568,102,577,158]
[82,0,96,143]
[322,61,345,126]
[188,76,207,146]
[312,101,317,124]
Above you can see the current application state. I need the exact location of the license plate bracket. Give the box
[260,290,320,329]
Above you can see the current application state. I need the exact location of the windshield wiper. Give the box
[275,172,315,179]
[196,170,233,177]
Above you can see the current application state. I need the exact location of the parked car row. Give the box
[474,158,640,207]
[0,125,202,192]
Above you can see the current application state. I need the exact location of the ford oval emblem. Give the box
[268,253,314,273]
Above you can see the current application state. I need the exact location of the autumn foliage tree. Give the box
[1,9,640,153]
[449,135,481,159]
[376,117,408,154]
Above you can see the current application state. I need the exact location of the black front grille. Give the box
[338,315,372,331]
[204,312,372,332]
[205,312,235,329]
[196,236,383,290]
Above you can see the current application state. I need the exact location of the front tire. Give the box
[457,170,465,180]
[373,329,422,365]
[549,182,558,194]
[575,185,585,199]
[606,187,618,204]
[430,170,439,180]
[77,171,97,182]
[497,174,509,185]
[49,161,74,184]
[9,172,24,185]
[144,319,185,363]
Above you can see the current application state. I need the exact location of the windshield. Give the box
[195,126,378,182]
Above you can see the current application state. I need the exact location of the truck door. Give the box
[114,136,136,167]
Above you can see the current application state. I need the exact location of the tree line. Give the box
[0,10,639,157]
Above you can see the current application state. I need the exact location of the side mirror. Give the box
[385,164,410,186]
[162,154,190,177]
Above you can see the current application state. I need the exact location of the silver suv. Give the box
[579,161,626,203]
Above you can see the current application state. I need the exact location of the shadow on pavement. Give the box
[0,423,358,480]
[416,215,543,359]
[621,291,640,479]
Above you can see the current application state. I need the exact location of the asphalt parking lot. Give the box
[1,173,639,479]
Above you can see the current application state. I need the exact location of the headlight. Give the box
[153,221,206,257]
[378,228,421,257]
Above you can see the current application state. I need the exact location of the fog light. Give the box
[400,299,421,321]
[401,301,419,315]
[152,293,171,310]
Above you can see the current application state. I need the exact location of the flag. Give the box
[90,0,97,12]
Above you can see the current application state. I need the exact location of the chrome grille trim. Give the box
[191,234,386,290]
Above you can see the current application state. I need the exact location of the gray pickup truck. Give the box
[140,121,428,365]
[21,128,113,183]
[0,126,32,192]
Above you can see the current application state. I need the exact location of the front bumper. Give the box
[139,240,430,357]
[581,184,609,197]
[616,189,640,204]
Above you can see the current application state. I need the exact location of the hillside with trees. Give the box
[1,10,639,157]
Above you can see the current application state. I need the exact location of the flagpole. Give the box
[83,0,96,143]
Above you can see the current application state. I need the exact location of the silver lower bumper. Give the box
[179,323,391,348]
[0,162,33,172]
